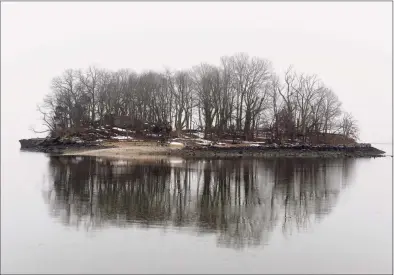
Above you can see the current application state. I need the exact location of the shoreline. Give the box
[19,139,388,159]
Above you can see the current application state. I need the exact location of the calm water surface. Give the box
[1,143,392,274]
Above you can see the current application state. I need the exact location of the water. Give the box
[1,143,392,274]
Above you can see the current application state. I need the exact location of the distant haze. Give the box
[1,2,392,145]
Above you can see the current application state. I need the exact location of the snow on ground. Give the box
[113,127,127,132]
[194,132,205,139]
[242,141,265,144]
[74,139,84,144]
[112,136,134,140]
[196,139,212,145]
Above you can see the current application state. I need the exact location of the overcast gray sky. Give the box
[1,2,392,145]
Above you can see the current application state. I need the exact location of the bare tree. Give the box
[321,88,342,135]
[267,74,284,142]
[278,66,298,141]
[168,70,194,134]
[214,56,236,137]
[227,53,272,140]
[191,63,220,139]
[293,74,323,141]
[338,112,359,140]
[78,66,102,125]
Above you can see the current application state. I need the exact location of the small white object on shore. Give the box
[169,141,184,147]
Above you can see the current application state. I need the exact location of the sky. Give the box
[1,2,392,145]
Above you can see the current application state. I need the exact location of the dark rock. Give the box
[19,136,108,154]
[19,138,45,149]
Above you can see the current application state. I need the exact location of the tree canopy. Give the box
[37,53,359,142]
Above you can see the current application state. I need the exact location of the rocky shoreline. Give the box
[19,137,387,158]
[172,146,386,159]
[19,137,112,154]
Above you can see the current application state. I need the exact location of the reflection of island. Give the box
[42,156,355,249]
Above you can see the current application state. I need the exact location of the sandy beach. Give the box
[62,141,185,160]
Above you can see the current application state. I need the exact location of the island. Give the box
[20,53,386,158]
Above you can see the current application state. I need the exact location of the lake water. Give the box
[1,143,392,274]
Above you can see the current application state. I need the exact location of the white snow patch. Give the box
[112,136,133,140]
[196,139,212,145]
[242,141,265,145]
[113,127,127,132]
[195,132,205,138]
[249,144,261,147]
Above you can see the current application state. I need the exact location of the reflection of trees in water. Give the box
[43,156,355,249]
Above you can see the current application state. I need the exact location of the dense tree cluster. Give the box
[38,53,359,142]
